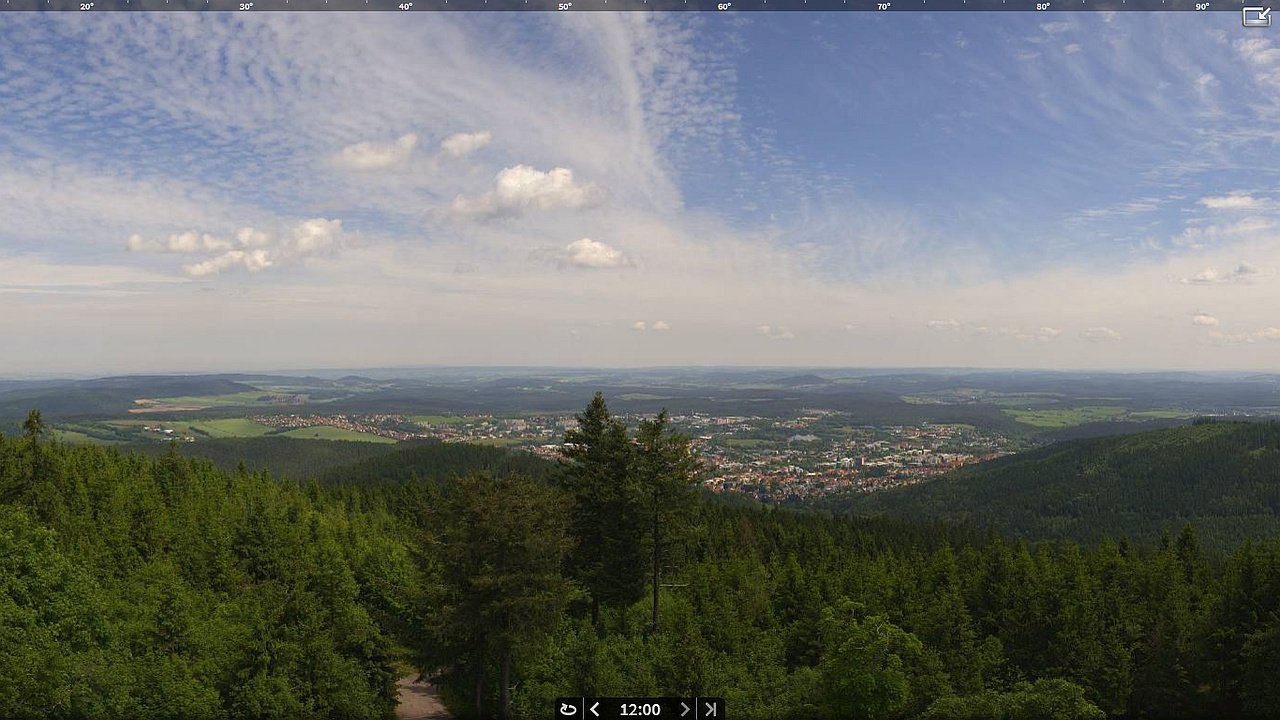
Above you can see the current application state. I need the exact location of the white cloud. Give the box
[756,324,795,340]
[1064,44,1082,55]
[334,133,418,170]
[127,231,232,254]
[1192,313,1219,327]
[1200,193,1266,210]
[651,320,671,331]
[631,321,647,332]
[440,131,492,158]
[1212,327,1280,344]
[452,165,606,220]
[184,249,275,277]
[1172,219,1275,250]
[1180,263,1262,285]
[1236,38,1280,75]
[533,238,635,270]
[1080,326,1121,342]
[926,319,961,330]
[995,326,1060,342]
[130,218,344,277]
[1040,22,1071,34]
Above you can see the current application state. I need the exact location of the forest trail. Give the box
[395,675,452,720]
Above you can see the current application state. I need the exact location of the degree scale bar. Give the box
[1,0,1270,11]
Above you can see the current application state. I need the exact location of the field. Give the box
[52,429,104,444]
[279,426,395,443]
[138,391,276,408]
[1003,405,1143,427]
[109,418,275,437]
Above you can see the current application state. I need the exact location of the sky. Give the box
[0,13,1278,373]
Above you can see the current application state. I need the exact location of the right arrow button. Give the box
[680,702,690,718]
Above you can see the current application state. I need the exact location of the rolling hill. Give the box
[837,419,1280,550]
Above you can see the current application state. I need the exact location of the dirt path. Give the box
[395,675,452,720]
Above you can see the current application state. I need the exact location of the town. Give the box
[238,409,1019,502]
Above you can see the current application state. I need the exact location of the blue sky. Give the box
[0,13,1278,373]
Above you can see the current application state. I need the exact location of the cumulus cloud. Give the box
[1192,313,1219,327]
[184,249,275,277]
[452,165,606,220]
[1200,193,1266,210]
[631,321,647,332]
[128,231,232,254]
[926,319,961,330]
[652,320,671,331]
[439,131,492,158]
[1080,327,1122,342]
[333,133,418,170]
[129,218,344,277]
[532,238,635,270]
[1180,263,1262,285]
[1040,21,1071,34]
[756,324,796,340]
[1064,44,1082,54]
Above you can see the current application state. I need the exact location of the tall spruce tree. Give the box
[632,410,702,633]
[429,472,575,720]
[560,393,646,626]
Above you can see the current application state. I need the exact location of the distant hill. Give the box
[318,439,556,485]
[837,420,1280,550]
[122,436,402,480]
[0,375,262,419]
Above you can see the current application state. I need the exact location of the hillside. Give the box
[317,439,555,485]
[839,420,1280,549]
[121,436,405,480]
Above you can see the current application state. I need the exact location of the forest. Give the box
[837,419,1280,550]
[3,398,1280,719]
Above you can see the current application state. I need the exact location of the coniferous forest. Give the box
[5,399,1280,719]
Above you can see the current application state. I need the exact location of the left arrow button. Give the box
[589,701,600,717]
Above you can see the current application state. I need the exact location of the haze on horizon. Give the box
[1,14,1278,375]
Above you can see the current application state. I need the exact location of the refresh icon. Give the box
[559,702,578,716]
